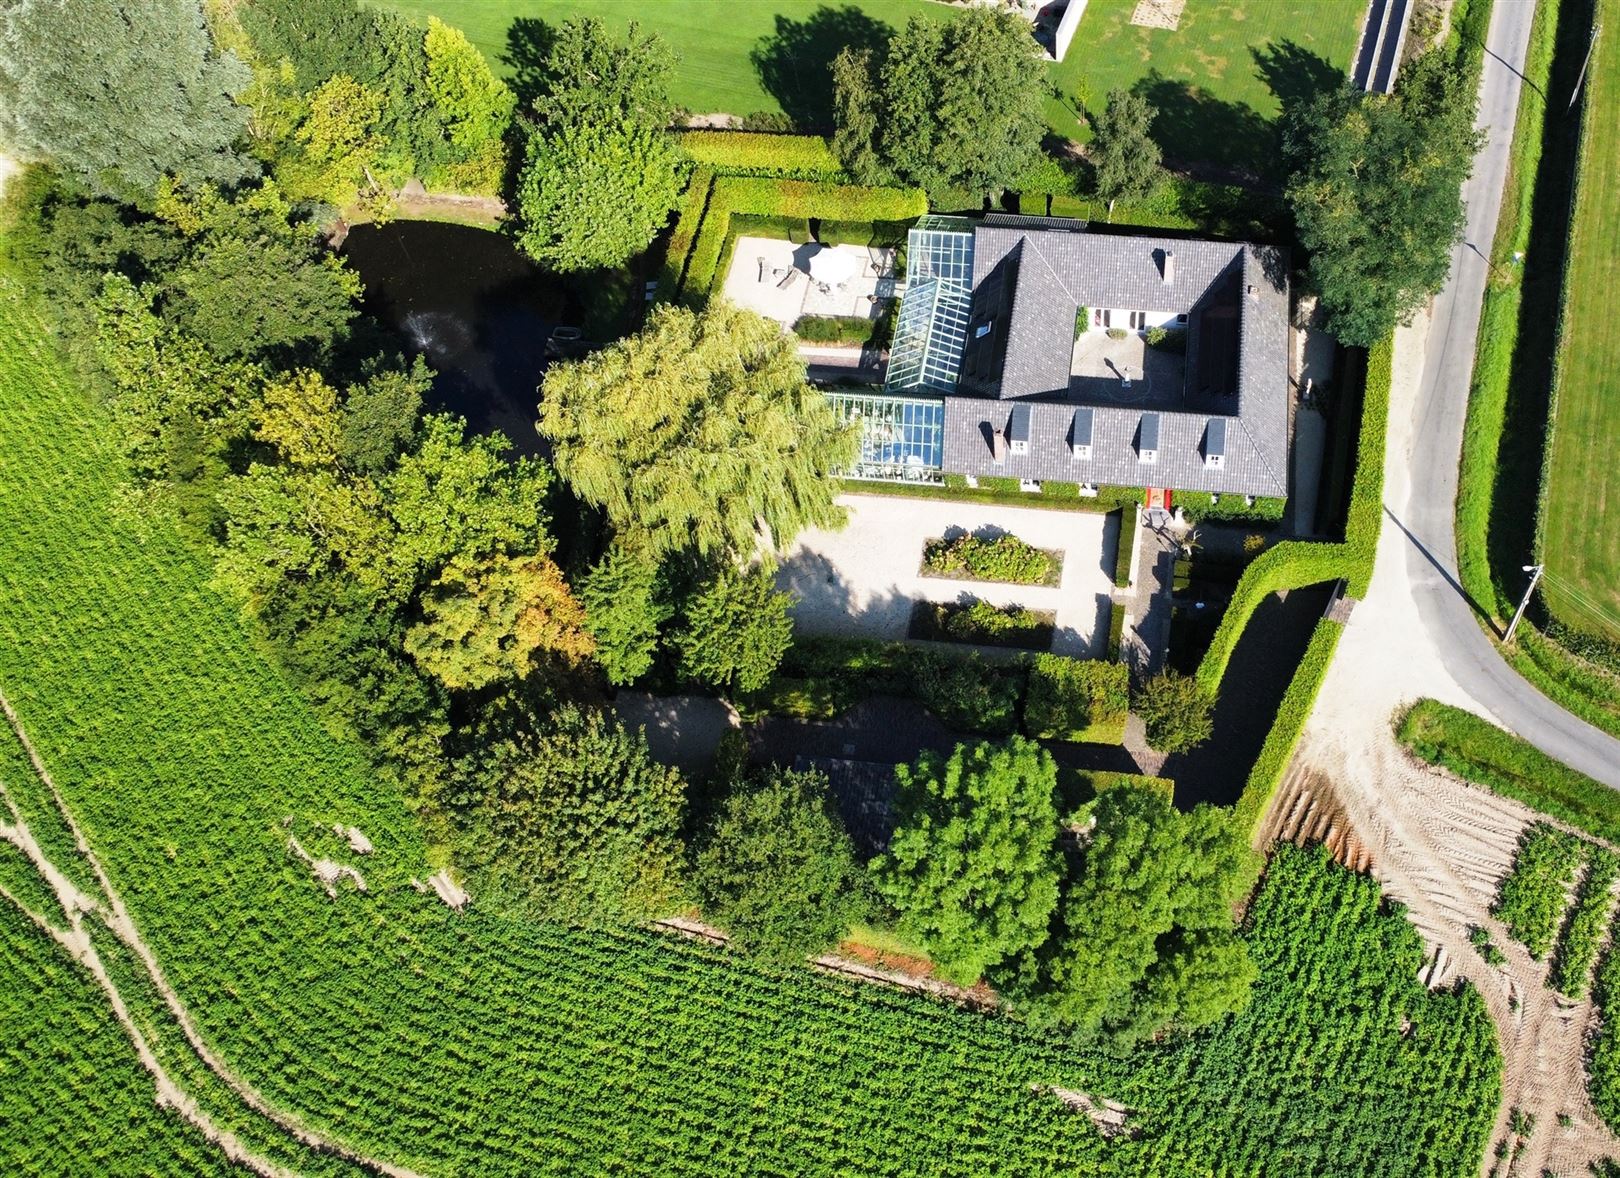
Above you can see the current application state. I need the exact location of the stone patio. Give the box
[721,236,898,330]
[1069,328,1187,408]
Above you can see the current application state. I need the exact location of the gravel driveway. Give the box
[776,492,1116,657]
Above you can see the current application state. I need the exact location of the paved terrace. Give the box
[721,236,897,330]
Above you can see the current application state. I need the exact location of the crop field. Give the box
[1540,0,1620,642]
[0,271,1498,1174]
[373,0,1363,170]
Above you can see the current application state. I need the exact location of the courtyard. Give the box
[1069,328,1187,407]
[776,493,1117,657]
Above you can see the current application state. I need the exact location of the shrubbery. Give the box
[793,313,892,346]
[913,599,1053,650]
[1023,655,1130,744]
[921,533,1056,585]
[1493,823,1586,959]
[1145,326,1186,353]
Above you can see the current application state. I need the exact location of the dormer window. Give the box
[1204,418,1226,470]
[1137,412,1160,465]
[1008,404,1030,456]
[1071,406,1092,461]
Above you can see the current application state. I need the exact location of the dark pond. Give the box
[343,220,568,457]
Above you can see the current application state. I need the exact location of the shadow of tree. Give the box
[750,5,893,130]
[1132,70,1273,180]
[503,16,558,111]
[1251,38,1347,121]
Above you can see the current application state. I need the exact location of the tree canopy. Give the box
[1018,786,1259,1042]
[693,766,869,961]
[579,545,670,687]
[1134,670,1215,754]
[1090,89,1163,215]
[831,9,1045,196]
[513,118,687,272]
[512,17,684,271]
[1284,50,1482,346]
[674,567,794,695]
[538,301,855,560]
[454,704,687,925]
[0,0,254,199]
[874,736,1062,985]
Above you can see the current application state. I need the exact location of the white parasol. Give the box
[806,244,860,286]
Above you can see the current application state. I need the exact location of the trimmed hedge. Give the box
[1057,768,1176,815]
[1112,510,1134,587]
[656,166,714,299]
[1396,698,1620,844]
[676,131,847,181]
[671,176,928,306]
[1179,495,1288,526]
[1231,619,1344,836]
[793,313,891,347]
[1023,654,1130,744]
[911,599,1054,650]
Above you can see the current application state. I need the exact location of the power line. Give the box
[1541,571,1620,632]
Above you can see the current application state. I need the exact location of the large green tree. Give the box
[1020,786,1259,1042]
[454,704,687,925]
[693,766,869,961]
[1089,89,1163,217]
[1284,49,1482,346]
[527,17,674,133]
[579,545,671,687]
[513,118,686,272]
[1134,670,1214,754]
[0,0,254,198]
[873,737,1062,985]
[673,567,794,695]
[831,9,1045,196]
[539,301,855,559]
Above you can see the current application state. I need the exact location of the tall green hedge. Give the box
[656,166,714,299]
[676,131,848,182]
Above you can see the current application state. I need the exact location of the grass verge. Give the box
[1395,699,1620,845]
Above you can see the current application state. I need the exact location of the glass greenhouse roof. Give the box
[885,218,975,394]
[825,391,945,483]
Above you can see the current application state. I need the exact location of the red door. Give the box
[1145,488,1171,511]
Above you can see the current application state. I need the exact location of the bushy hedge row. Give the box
[793,314,890,346]
[1023,654,1129,744]
[921,533,1057,585]
[1112,510,1135,587]
[1179,495,1288,526]
[1549,846,1619,998]
[676,131,847,181]
[1396,699,1620,844]
[1231,619,1345,836]
[670,176,928,306]
[1493,822,1586,959]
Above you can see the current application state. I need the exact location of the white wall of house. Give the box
[1084,308,1185,332]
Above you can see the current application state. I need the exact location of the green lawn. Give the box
[374,0,1364,172]
[1541,0,1620,642]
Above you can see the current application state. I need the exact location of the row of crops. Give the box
[1491,822,1620,1129]
[0,275,1501,1175]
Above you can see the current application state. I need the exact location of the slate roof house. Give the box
[829,215,1291,504]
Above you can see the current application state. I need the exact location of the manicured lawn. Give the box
[1540,0,1620,642]
[374,0,1363,171]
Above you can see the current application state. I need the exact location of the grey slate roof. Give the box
[936,223,1290,498]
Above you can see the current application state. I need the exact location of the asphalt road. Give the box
[1398,0,1620,786]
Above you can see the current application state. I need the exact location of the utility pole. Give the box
[1569,23,1603,112]
[1504,564,1545,645]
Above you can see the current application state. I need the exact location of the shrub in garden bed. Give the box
[792,313,892,347]
[920,533,1060,586]
[1145,326,1187,353]
[1023,654,1129,744]
[1493,822,1587,959]
[911,599,1054,651]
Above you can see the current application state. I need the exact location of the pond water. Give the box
[342,220,568,457]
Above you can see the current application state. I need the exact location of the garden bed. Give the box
[909,600,1054,651]
[919,533,1062,587]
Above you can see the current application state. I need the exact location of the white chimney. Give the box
[1162,249,1176,285]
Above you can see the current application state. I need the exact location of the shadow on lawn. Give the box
[751,5,893,130]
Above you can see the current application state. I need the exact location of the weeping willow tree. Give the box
[538,301,856,560]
